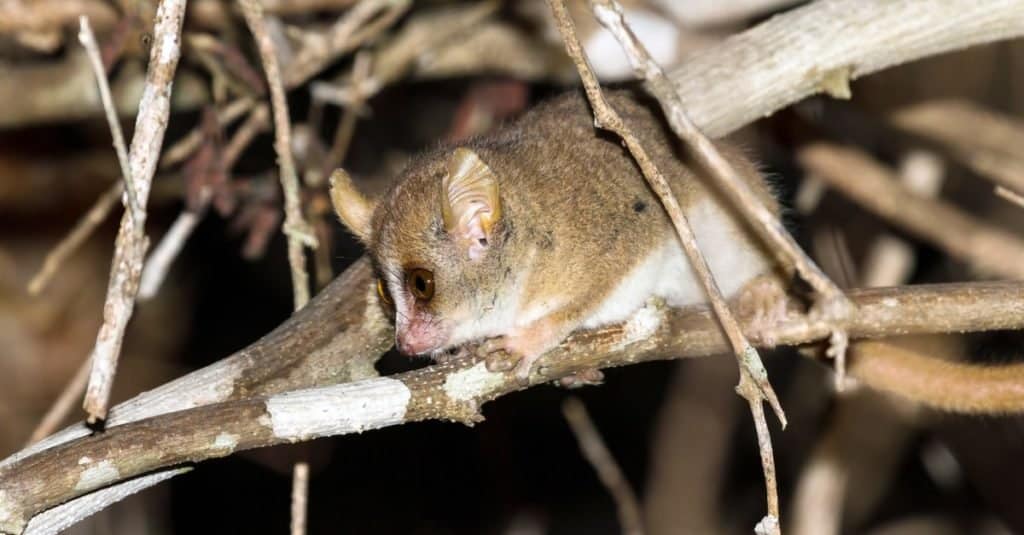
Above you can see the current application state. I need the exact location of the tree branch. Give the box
[82,0,187,424]
[239,0,318,310]
[552,0,788,528]
[4,279,1024,533]
[6,0,1024,530]
[669,0,1024,138]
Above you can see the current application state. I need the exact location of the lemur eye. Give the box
[376,278,393,305]
[407,268,435,301]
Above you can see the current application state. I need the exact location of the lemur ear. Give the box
[329,168,376,242]
[442,148,502,260]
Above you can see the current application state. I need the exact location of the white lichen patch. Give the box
[265,377,410,441]
[159,33,179,64]
[212,432,239,451]
[882,297,898,307]
[617,304,663,349]
[443,362,505,402]
[78,456,93,465]
[74,460,120,492]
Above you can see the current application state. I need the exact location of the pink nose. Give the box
[396,332,437,356]
[395,315,447,355]
[396,336,424,355]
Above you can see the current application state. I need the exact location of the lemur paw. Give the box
[735,274,793,347]
[557,368,604,389]
[477,336,545,382]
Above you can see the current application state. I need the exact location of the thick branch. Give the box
[3,281,1024,532]
[670,0,1024,138]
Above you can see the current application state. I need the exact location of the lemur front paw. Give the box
[735,274,793,347]
[557,368,605,389]
[476,335,545,381]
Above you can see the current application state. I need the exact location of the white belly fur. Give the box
[582,197,770,329]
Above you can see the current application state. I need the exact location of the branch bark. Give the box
[669,0,1024,138]
[3,280,1024,533]
[6,0,1024,530]
[82,0,188,423]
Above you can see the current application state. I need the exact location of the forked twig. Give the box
[285,0,410,88]
[81,0,187,423]
[589,0,852,388]
[548,0,784,529]
[78,16,139,217]
[138,104,271,300]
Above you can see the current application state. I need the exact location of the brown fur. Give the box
[358,88,777,361]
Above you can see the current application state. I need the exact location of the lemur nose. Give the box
[396,334,428,356]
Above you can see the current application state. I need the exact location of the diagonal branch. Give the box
[78,16,140,217]
[238,0,318,310]
[82,0,187,424]
[563,1,793,529]
[669,0,1024,139]
[590,0,851,380]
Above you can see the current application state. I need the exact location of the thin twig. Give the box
[996,185,1024,208]
[239,0,318,311]
[550,0,786,417]
[25,358,92,446]
[563,398,645,535]
[309,52,373,289]
[321,52,372,176]
[138,104,270,301]
[555,1,784,528]
[590,0,852,385]
[137,212,201,300]
[78,16,140,218]
[310,0,499,104]
[285,0,410,88]
[223,104,271,168]
[27,182,122,296]
[161,98,254,169]
[240,3,327,525]
[83,0,187,423]
[290,462,310,535]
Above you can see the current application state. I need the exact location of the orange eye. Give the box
[407,268,435,301]
[376,278,393,305]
